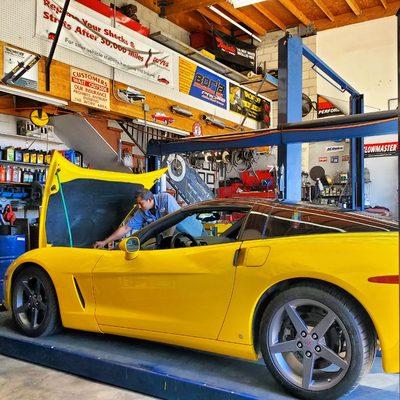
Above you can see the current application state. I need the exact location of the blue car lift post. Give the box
[279,35,365,209]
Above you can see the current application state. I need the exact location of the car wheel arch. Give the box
[252,277,377,355]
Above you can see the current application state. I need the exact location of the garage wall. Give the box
[317,17,398,218]
[0,1,259,129]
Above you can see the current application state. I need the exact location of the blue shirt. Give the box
[127,193,203,237]
[127,193,180,232]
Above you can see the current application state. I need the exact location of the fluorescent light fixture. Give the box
[209,5,262,42]
[230,0,264,8]
[0,84,68,107]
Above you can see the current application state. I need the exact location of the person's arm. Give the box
[94,210,144,249]
[94,225,131,249]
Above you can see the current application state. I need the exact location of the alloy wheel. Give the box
[267,299,351,391]
[14,275,48,330]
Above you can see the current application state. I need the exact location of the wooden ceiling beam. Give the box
[165,0,224,16]
[312,0,335,22]
[218,2,266,36]
[344,0,362,16]
[379,0,388,9]
[197,7,227,26]
[196,9,232,34]
[314,1,399,31]
[277,0,312,26]
[252,3,286,30]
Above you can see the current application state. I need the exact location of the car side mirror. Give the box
[119,237,140,260]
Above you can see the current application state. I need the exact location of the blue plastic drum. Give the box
[0,235,26,304]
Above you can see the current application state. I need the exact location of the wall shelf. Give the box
[0,181,33,186]
[0,132,63,145]
[0,160,48,168]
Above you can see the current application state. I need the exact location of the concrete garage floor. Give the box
[0,353,398,400]
[0,354,151,400]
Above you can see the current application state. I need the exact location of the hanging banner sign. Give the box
[36,0,173,87]
[70,68,110,110]
[2,46,39,90]
[364,141,398,158]
[229,83,270,125]
[317,95,344,118]
[179,57,227,109]
[212,30,256,72]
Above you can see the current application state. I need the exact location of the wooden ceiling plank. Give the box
[277,0,312,26]
[314,1,399,31]
[197,7,225,26]
[312,0,335,22]
[252,3,286,30]
[166,0,224,16]
[379,0,388,9]
[344,0,362,16]
[218,2,267,36]
[196,9,232,34]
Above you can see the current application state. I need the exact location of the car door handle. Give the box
[233,248,245,267]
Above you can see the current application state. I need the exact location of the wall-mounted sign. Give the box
[318,156,328,162]
[342,155,350,161]
[364,141,398,158]
[192,122,203,137]
[317,95,344,118]
[37,0,173,87]
[229,84,270,125]
[71,68,110,111]
[330,156,339,163]
[212,30,256,72]
[326,145,344,152]
[179,58,227,109]
[3,46,39,90]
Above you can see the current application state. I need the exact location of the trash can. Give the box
[0,235,26,305]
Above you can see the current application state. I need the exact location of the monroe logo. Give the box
[215,36,236,56]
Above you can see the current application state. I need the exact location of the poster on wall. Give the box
[2,46,39,90]
[70,68,110,111]
[179,57,227,109]
[229,84,270,126]
[364,141,398,158]
[317,95,344,118]
[212,30,256,72]
[36,0,173,88]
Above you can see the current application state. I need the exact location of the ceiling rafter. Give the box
[165,0,224,17]
[344,0,362,16]
[312,0,335,22]
[379,0,388,9]
[196,7,231,34]
[217,2,267,36]
[277,0,312,26]
[252,3,286,31]
[314,1,399,30]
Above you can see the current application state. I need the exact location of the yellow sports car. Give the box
[4,152,399,400]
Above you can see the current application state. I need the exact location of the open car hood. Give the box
[39,152,166,248]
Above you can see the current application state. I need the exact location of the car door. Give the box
[92,209,247,340]
[39,151,166,248]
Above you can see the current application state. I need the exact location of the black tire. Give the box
[259,283,376,400]
[11,266,61,337]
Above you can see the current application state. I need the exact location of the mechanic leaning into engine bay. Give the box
[94,189,203,248]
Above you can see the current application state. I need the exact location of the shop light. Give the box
[209,6,262,42]
[0,84,68,107]
[230,0,264,8]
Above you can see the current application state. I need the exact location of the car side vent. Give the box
[73,277,86,309]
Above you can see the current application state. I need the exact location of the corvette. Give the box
[4,152,399,400]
